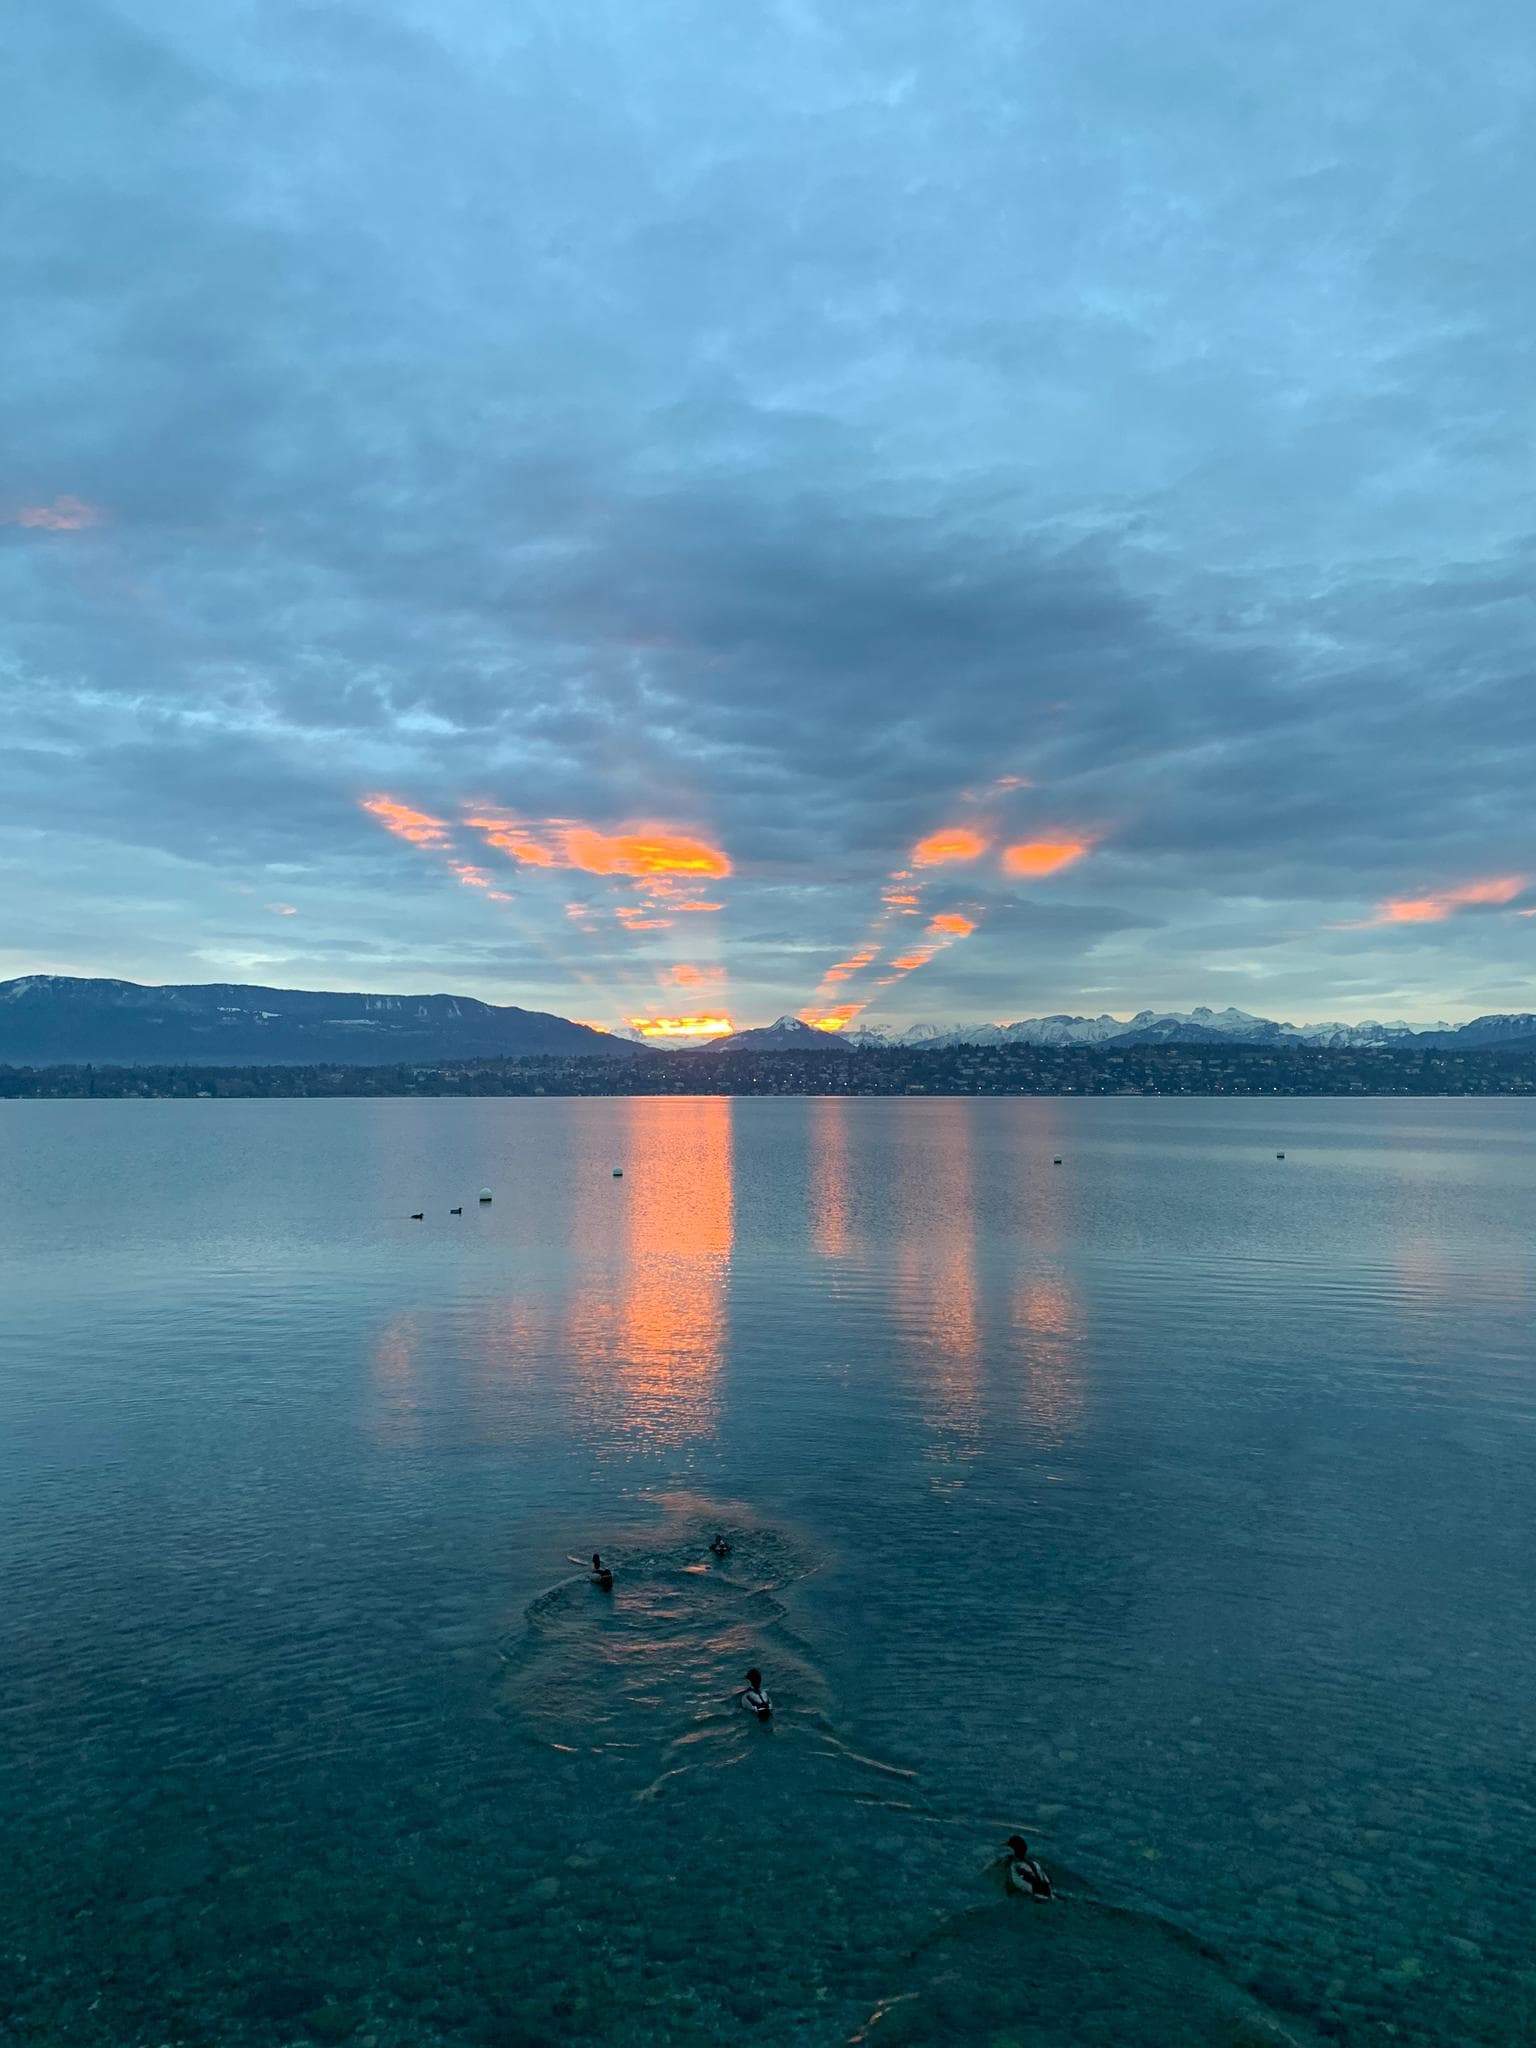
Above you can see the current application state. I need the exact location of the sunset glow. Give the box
[17,0,1536,1088]
[627,1014,734,1040]
[912,827,990,867]
[1002,837,1093,878]
[809,1004,862,1031]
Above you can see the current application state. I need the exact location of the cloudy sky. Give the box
[4,0,1533,1034]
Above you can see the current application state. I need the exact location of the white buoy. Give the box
[478,1188,493,1202]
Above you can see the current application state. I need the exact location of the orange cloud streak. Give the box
[13,495,102,531]
[912,827,990,867]
[821,944,879,985]
[1373,876,1527,925]
[1002,837,1094,878]
[464,808,731,956]
[361,794,452,849]
[927,912,976,937]
[553,824,731,879]
[462,812,560,865]
[665,963,727,989]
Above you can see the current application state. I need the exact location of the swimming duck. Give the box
[450,1205,463,1215]
[1004,1835,1052,1899]
[409,1212,424,1220]
[739,1667,773,1719]
[709,1534,732,1558]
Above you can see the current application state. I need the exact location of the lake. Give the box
[1,1096,1532,2047]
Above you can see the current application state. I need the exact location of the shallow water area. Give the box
[2,1095,1533,2045]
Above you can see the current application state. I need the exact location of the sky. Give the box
[4,0,1534,1037]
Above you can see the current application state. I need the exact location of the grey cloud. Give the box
[3,0,1534,1025]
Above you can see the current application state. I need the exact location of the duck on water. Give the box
[736,1667,773,1720]
[567,1551,614,1590]
[1003,1835,1053,1899]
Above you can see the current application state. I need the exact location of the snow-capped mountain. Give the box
[692,1015,849,1053]
[847,1006,1456,1050]
[1414,1013,1536,1049]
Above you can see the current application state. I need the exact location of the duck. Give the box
[739,1667,773,1719]
[450,1205,463,1215]
[709,1534,732,1558]
[1004,1835,1052,1899]
[409,1212,424,1221]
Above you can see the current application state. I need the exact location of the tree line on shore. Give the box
[5,1041,1536,1099]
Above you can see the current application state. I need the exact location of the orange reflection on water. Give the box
[894,1103,982,1486]
[811,1096,854,1258]
[368,1313,424,1448]
[1013,1277,1085,1441]
[1003,1104,1087,1441]
[566,1098,734,1444]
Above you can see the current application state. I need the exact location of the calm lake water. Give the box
[2,1096,1533,2048]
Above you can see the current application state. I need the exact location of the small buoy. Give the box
[613,1168,623,1178]
[1276,1153,1285,1160]
[1053,1157,1062,1166]
[478,1189,493,1203]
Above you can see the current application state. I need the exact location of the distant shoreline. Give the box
[5,1043,1536,1100]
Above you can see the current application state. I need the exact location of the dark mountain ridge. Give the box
[6,978,1535,1067]
[1412,1013,1536,1049]
[0,976,632,1066]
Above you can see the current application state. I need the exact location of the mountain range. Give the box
[695,1006,1536,1053]
[0,977,630,1066]
[3,980,1536,1066]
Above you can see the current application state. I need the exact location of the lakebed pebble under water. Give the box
[2,1096,1534,2044]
